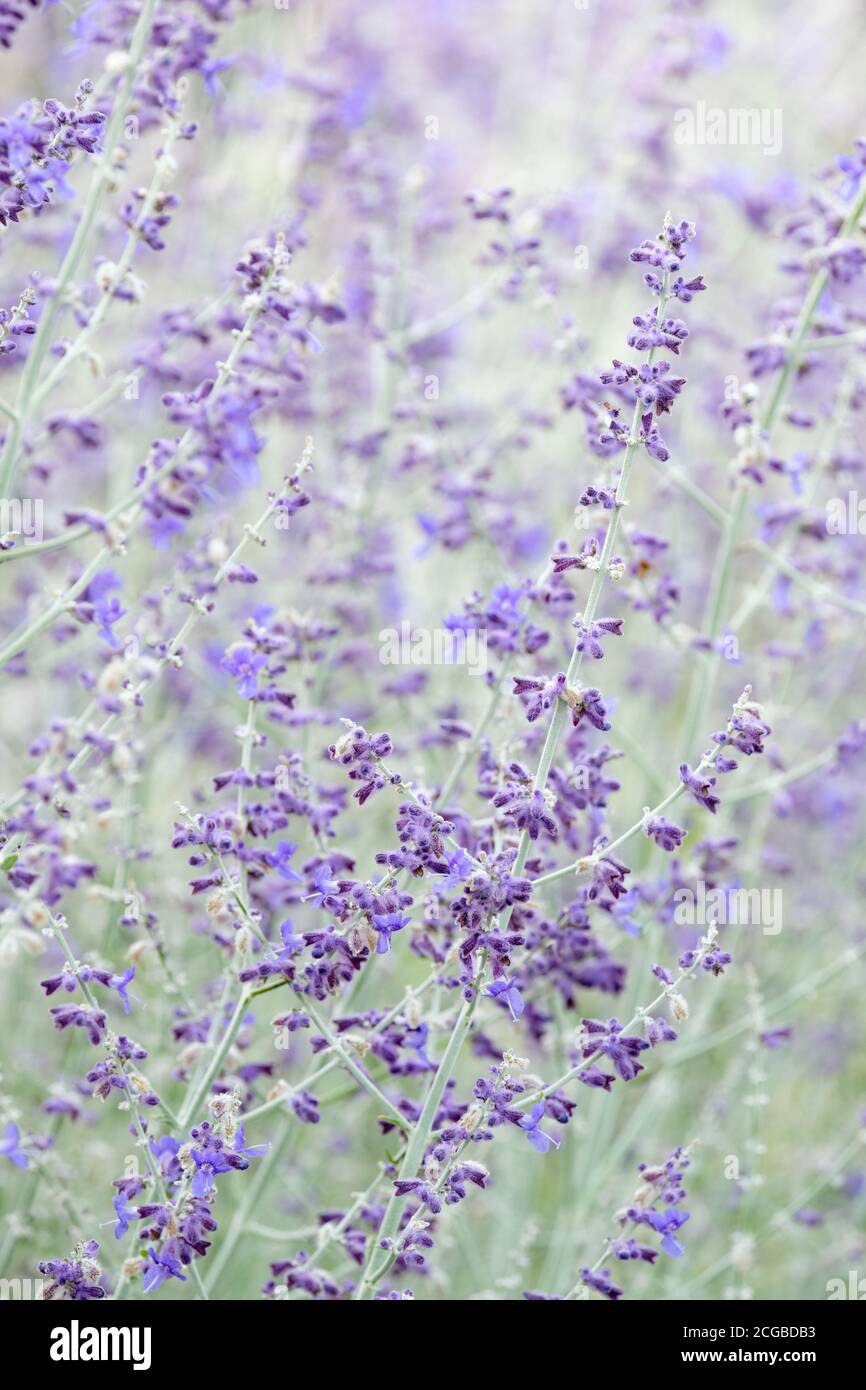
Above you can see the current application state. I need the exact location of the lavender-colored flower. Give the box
[572,616,624,660]
[112,1193,138,1240]
[107,966,136,1014]
[38,1240,106,1301]
[142,1247,187,1293]
[643,814,687,851]
[679,762,720,814]
[760,1027,793,1048]
[580,1266,623,1300]
[565,685,612,732]
[484,977,525,1021]
[492,772,558,841]
[221,644,267,698]
[519,1102,561,1154]
[793,1209,824,1227]
[644,1015,678,1047]
[264,839,303,882]
[370,911,411,955]
[578,484,620,510]
[701,948,733,976]
[645,1206,690,1257]
[49,1004,107,1046]
[579,1017,649,1082]
[328,725,397,806]
[610,1237,658,1262]
[441,847,472,889]
[1,1121,27,1168]
[587,850,631,902]
[306,862,341,903]
[512,671,567,722]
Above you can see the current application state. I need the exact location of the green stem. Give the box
[303,997,410,1134]
[437,675,505,806]
[0,252,277,672]
[177,989,251,1130]
[501,283,673,910]
[203,1122,295,1294]
[353,981,481,1299]
[30,114,183,414]
[682,181,866,757]
[0,0,159,499]
[517,940,715,1109]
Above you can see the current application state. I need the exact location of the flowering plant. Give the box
[0,0,865,1306]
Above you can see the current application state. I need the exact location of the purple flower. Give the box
[578,484,619,510]
[49,1004,107,1046]
[277,920,305,961]
[580,1266,623,1300]
[190,1147,233,1196]
[670,274,706,302]
[760,1027,793,1048]
[441,847,472,889]
[291,1091,320,1125]
[221,644,267,699]
[646,1206,690,1257]
[265,839,303,882]
[578,1065,616,1091]
[306,862,340,902]
[600,359,686,416]
[579,1017,649,1082]
[233,1123,269,1163]
[610,1237,658,1263]
[370,911,411,955]
[587,849,631,902]
[108,966,136,1014]
[644,814,687,851]
[702,948,732,976]
[142,1246,187,1293]
[836,138,866,198]
[641,412,670,461]
[79,569,126,647]
[679,762,720,814]
[512,671,567,722]
[484,977,525,1021]
[793,1209,824,1227]
[40,967,78,997]
[572,616,623,660]
[644,1015,678,1047]
[328,725,396,806]
[149,1135,181,1179]
[715,708,772,757]
[519,1102,561,1154]
[393,1178,442,1214]
[566,685,612,732]
[38,1240,106,1301]
[112,1193,137,1239]
[0,1122,27,1168]
[492,775,558,841]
